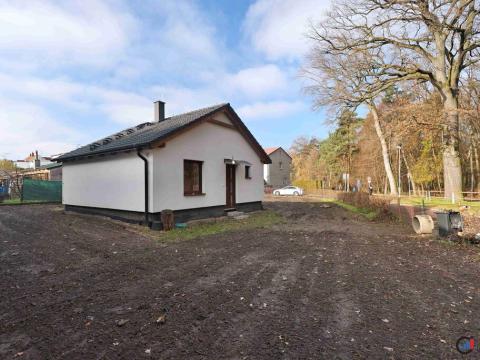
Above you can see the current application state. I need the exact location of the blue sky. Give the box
[0,0,333,160]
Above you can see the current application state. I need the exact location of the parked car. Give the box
[273,186,303,196]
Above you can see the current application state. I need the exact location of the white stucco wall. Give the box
[62,152,148,212]
[263,164,270,184]
[151,113,264,212]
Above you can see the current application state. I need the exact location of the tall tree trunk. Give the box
[402,151,417,196]
[469,146,475,193]
[474,142,480,192]
[443,94,463,200]
[369,103,397,196]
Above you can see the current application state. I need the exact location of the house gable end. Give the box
[152,105,271,164]
[267,147,292,160]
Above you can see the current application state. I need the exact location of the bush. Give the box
[336,192,394,220]
[292,179,319,192]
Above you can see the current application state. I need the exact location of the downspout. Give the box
[137,150,149,226]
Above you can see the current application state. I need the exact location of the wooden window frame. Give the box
[245,165,251,179]
[184,160,204,196]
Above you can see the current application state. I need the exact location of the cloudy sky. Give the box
[0,0,332,160]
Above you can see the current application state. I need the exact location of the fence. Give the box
[22,179,62,202]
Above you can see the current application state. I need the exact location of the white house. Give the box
[56,102,271,227]
[15,151,54,169]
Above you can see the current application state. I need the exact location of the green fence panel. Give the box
[22,179,62,202]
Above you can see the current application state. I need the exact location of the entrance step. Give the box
[226,211,250,220]
[227,211,244,217]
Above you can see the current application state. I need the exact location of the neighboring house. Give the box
[15,151,54,169]
[56,102,271,226]
[263,147,292,188]
[21,163,63,181]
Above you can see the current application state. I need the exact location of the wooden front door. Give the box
[226,164,236,209]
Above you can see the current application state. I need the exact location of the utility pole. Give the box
[397,144,402,196]
[397,143,402,219]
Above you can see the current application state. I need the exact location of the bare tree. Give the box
[303,50,399,195]
[308,0,480,199]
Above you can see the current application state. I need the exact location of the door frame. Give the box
[225,163,236,209]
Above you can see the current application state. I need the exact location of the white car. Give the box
[273,186,304,196]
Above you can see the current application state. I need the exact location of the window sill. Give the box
[184,193,206,196]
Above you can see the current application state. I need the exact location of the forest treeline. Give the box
[295,0,480,199]
[291,85,480,195]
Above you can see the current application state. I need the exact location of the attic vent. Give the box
[126,128,135,134]
[89,143,101,151]
[115,133,124,139]
[102,137,113,145]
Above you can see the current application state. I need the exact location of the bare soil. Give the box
[1,198,480,359]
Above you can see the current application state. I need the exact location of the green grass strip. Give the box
[332,200,378,220]
[154,210,284,242]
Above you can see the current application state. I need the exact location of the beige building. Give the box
[263,147,292,188]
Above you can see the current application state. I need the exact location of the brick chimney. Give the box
[34,150,40,169]
[154,101,165,122]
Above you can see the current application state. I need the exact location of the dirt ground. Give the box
[1,198,480,359]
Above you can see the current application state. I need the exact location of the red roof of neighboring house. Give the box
[263,146,292,159]
[263,147,280,155]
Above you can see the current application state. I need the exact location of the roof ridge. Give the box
[165,102,228,120]
[56,102,231,161]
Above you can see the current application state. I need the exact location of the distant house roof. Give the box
[263,146,292,159]
[263,147,280,155]
[57,103,271,164]
[38,163,62,170]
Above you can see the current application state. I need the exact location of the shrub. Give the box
[336,192,394,220]
[292,179,319,192]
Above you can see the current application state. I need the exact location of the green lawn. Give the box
[0,198,59,205]
[149,210,284,242]
[394,196,480,214]
[331,200,379,220]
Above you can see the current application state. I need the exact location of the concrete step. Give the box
[233,214,250,220]
[227,211,244,217]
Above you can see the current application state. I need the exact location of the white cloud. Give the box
[244,0,330,61]
[133,1,225,77]
[0,0,135,66]
[0,72,151,124]
[237,100,304,120]
[226,64,289,98]
[149,85,223,116]
[93,88,153,125]
[161,8,219,62]
[0,0,314,159]
[0,99,82,159]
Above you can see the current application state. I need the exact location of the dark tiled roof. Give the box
[57,103,228,161]
[38,162,62,170]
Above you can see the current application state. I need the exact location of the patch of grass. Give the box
[395,196,480,214]
[153,210,284,242]
[0,198,56,205]
[333,200,379,220]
